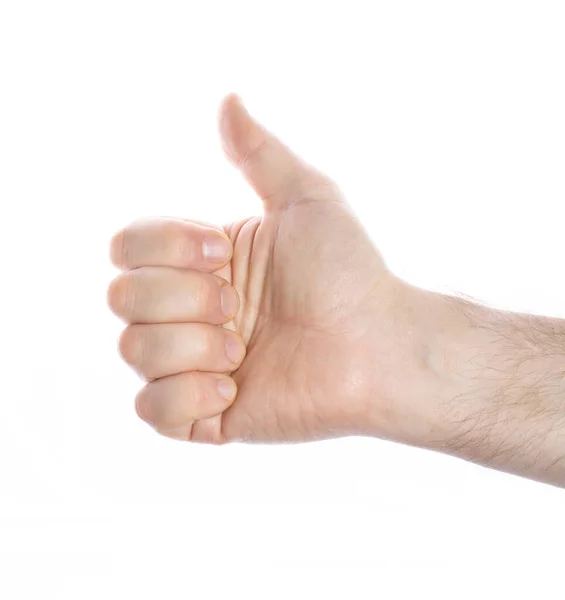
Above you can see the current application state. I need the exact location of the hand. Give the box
[211,101,565,484]
[107,95,565,486]
[107,95,431,444]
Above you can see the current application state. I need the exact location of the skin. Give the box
[107,94,565,487]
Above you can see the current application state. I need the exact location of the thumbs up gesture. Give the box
[107,95,431,445]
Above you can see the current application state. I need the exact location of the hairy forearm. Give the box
[401,285,565,486]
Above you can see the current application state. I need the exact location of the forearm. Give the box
[394,284,565,486]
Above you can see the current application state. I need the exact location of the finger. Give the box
[110,217,232,271]
[107,267,239,324]
[118,323,246,380]
[135,371,237,435]
[218,93,333,209]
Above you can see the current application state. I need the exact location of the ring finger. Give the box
[118,322,246,380]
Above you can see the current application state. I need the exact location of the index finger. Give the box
[110,217,232,271]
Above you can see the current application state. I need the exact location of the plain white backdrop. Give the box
[1,1,564,598]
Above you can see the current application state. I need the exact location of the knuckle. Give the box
[297,173,338,202]
[239,137,269,170]
[189,379,207,412]
[193,276,213,310]
[169,222,196,265]
[107,272,136,319]
[110,227,130,268]
[107,275,125,316]
[109,229,124,267]
[196,329,214,356]
[118,326,143,367]
[134,387,152,424]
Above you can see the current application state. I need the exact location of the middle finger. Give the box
[107,266,239,324]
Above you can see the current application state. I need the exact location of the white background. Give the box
[1,1,564,598]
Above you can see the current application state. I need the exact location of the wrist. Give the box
[403,287,565,484]
[355,279,454,447]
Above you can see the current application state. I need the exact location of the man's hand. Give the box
[107,95,423,445]
[107,95,565,486]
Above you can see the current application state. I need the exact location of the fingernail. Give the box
[220,285,238,318]
[225,336,244,364]
[217,378,237,401]
[202,236,231,262]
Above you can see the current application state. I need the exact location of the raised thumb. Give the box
[218,94,327,209]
